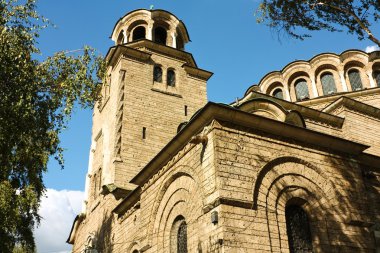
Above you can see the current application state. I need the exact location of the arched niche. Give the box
[147,168,204,253]
[285,71,313,101]
[344,61,368,91]
[132,26,146,41]
[238,98,288,121]
[251,156,337,252]
[238,98,306,127]
[267,82,286,100]
[314,64,341,95]
[124,19,148,42]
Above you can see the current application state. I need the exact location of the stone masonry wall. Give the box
[212,121,377,252]
[110,125,223,253]
[115,50,207,187]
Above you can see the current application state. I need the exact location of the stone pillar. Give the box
[147,21,154,40]
[123,30,129,43]
[367,70,376,88]
[171,32,177,48]
[311,78,318,98]
[339,70,349,92]
[284,84,291,101]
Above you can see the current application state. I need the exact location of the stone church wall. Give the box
[212,121,376,252]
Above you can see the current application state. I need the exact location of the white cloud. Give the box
[34,189,84,253]
[365,45,380,53]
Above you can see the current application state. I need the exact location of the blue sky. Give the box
[33,0,380,252]
[38,0,379,192]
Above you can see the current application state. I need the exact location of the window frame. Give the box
[294,78,310,101]
[320,72,337,95]
[347,68,364,91]
[285,205,313,253]
[153,65,163,83]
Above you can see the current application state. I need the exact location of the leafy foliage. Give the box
[0,0,105,251]
[257,0,380,46]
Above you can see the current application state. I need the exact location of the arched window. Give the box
[153,66,162,82]
[117,31,124,45]
[286,205,313,253]
[132,26,146,41]
[167,69,176,87]
[374,71,380,87]
[273,88,284,99]
[321,72,337,95]
[132,250,139,253]
[295,79,309,101]
[176,35,184,50]
[154,27,167,45]
[177,221,188,253]
[348,69,363,91]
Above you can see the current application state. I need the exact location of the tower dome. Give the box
[110,9,190,50]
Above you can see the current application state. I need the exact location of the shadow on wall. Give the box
[94,212,114,253]
[255,154,380,252]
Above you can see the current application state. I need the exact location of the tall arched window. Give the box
[154,27,167,45]
[177,221,188,253]
[153,66,162,82]
[167,69,176,87]
[273,88,284,99]
[295,79,309,101]
[348,69,363,91]
[374,71,380,87]
[321,72,337,95]
[285,205,313,253]
[132,26,146,41]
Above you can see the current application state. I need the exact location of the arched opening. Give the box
[154,27,167,45]
[294,79,309,101]
[177,221,188,253]
[132,26,146,41]
[167,69,176,87]
[285,205,313,253]
[153,65,162,82]
[321,72,337,95]
[374,71,380,87]
[176,34,184,50]
[272,88,284,99]
[170,216,188,253]
[348,69,363,91]
[117,31,124,45]
[132,250,139,253]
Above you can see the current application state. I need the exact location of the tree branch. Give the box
[312,1,380,46]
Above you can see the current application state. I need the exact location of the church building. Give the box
[68,9,380,253]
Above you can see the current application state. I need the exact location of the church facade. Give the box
[68,9,380,253]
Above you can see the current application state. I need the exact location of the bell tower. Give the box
[83,9,213,210]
